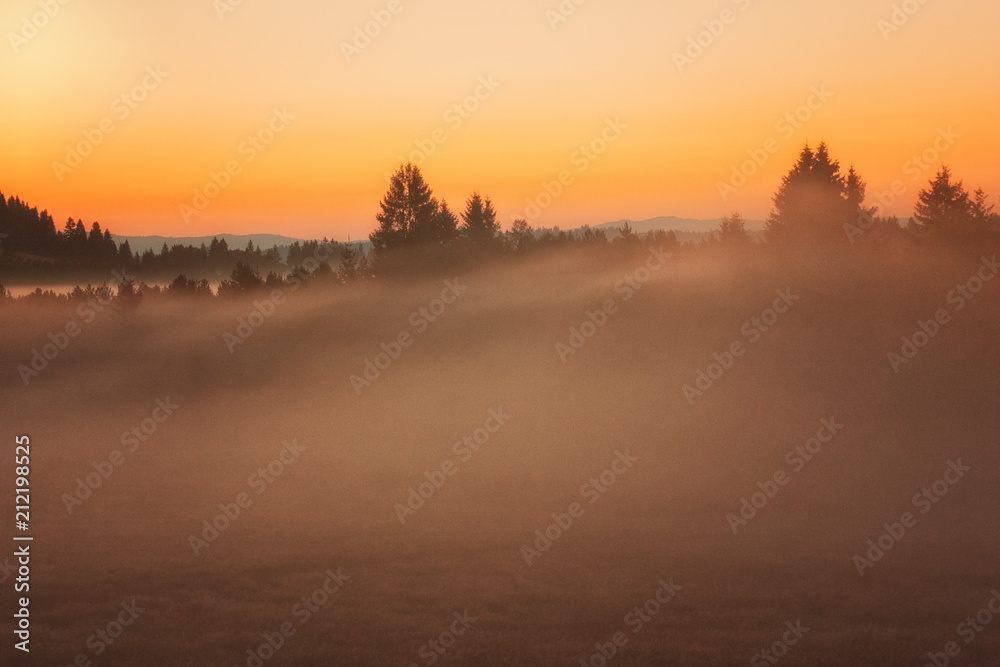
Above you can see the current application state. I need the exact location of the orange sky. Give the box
[2,0,998,240]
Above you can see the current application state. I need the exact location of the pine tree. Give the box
[970,188,996,230]
[337,243,362,282]
[616,221,638,246]
[506,219,535,253]
[460,193,500,249]
[370,164,443,251]
[118,239,135,266]
[718,213,752,246]
[912,167,985,241]
[433,200,460,242]
[218,262,264,296]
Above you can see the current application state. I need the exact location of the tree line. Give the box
[2,143,998,304]
[366,151,998,260]
[0,196,343,282]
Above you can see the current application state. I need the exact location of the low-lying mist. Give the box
[1,243,998,666]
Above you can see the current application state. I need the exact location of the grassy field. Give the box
[1,244,998,665]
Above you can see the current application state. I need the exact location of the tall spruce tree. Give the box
[460,193,500,249]
[370,164,455,251]
[765,143,868,245]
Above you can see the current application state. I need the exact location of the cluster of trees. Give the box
[0,191,354,281]
[367,164,671,269]
[762,144,871,245]
[369,164,501,254]
[0,193,122,268]
[369,152,998,264]
[911,167,998,240]
[125,238,290,278]
[0,181,374,300]
[706,143,998,252]
[740,143,995,248]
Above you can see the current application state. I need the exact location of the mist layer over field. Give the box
[1,246,998,666]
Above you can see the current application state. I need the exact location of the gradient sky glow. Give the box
[2,0,998,239]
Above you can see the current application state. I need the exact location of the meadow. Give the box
[1,243,998,666]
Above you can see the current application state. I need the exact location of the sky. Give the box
[1,0,998,240]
